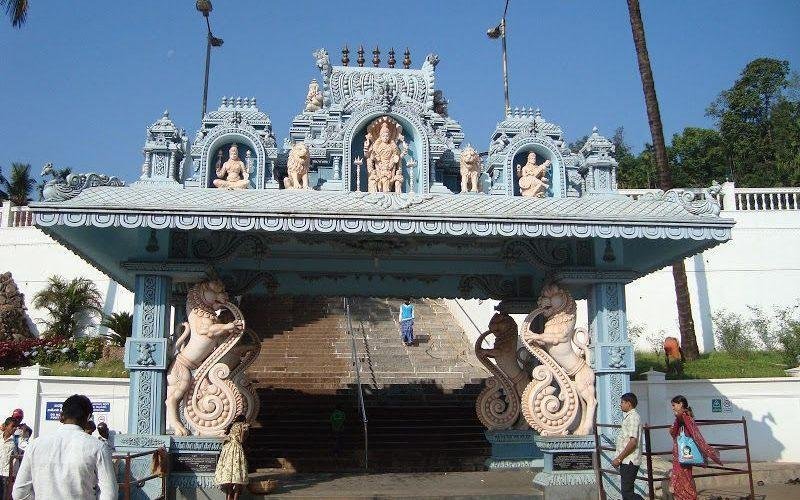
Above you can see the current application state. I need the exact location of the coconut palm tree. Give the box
[101,311,133,346]
[1,0,28,28]
[32,276,103,338]
[1,163,36,206]
[627,0,699,360]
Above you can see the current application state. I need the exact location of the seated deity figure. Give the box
[364,118,405,193]
[304,79,324,112]
[516,151,550,198]
[213,144,250,190]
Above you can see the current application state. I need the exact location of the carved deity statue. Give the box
[519,284,596,435]
[304,79,324,112]
[213,144,250,190]
[459,146,482,193]
[363,116,408,193]
[516,151,550,198]
[284,142,311,189]
[165,280,260,436]
[475,311,531,430]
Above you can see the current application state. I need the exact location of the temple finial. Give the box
[403,48,411,69]
[357,45,365,67]
[372,46,380,67]
[388,47,396,68]
[342,45,350,66]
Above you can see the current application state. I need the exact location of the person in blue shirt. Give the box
[399,299,415,346]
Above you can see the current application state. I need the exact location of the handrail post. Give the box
[644,424,655,499]
[344,297,369,471]
[593,419,606,500]
[124,453,132,500]
[741,417,755,500]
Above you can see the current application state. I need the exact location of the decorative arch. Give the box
[200,125,267,189]
[342,106,431,193]
[504,135,567,198]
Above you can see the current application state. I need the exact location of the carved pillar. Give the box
[124,274,172,435]
[588,281,636,499]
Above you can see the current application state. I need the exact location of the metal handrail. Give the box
[344,297,369,471]
[113,447,167,500]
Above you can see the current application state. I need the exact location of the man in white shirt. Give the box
[612,392,644,500]
[12,395,118,500]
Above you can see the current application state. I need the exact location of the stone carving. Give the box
[516,152,550,198]
[213,145,250,190]
[166,280,260,436]
[459,146,481,193]
[363,116,409,193]
[40,163,124,202]
[0,272,33,340]
[284,142,311,190]
[519,284,596,435]
[136,342,157,366]
[475,312,531,430]
[304,79,324,112]
[639,182,723,217]
[313,48,332,80]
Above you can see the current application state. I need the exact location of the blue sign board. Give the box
[45,401,111,420]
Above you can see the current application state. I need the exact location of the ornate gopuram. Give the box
[28,47,733,499]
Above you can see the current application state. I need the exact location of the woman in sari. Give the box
[669,395,722,499]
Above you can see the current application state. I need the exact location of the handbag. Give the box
[677,430,705,465]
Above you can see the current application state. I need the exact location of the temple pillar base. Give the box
[532,435,597,500]
[484,429,543,469]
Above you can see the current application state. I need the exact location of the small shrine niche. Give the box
[209,142,256,190]
[350,115,420,194]
[512,148,552,198]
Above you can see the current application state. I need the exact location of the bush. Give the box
[713,310,756,357]
[0,336,105,369]
[774,302,800,367]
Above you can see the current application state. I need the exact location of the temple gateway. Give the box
[30,48,732,498]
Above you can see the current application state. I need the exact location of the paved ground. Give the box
[241,469,800,499]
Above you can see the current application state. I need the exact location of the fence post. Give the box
[721,181,736,211]
[644,424,655,499]
[742,417,755,500]
[0,202,11,228]
[18,365,50,438]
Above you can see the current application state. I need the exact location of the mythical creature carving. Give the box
[284,142,311,190]
[459,146,482,193]
[313,48,332,80]
[363,116,409,193]
[304,79,324,112]
[213,144,250,190]
[166,280,260,436]
[475,312,531,430]
[516,151,550,198]
[519,284,596,435]
[40,163,124,202]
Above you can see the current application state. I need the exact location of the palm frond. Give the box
[5,163,36,206]
[101,311,134,346]
[33,275,104,337]
[1,0,28,28]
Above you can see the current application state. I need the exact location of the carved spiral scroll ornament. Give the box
[518,296,583,436]
[475,331,521,430]
[182,301,259,436]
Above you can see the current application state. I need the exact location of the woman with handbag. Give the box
[668,395,722,499]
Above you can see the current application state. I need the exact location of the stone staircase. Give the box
[242,296,490,472]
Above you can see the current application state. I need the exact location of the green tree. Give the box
[627,0,700,360]
[1,163,36,206]
[669,127,728,187]
[613,127,658,189]
[0,165,8,200]
[101,311,133,347]
[0,0,28,27]
[32,276,103,338]
[707,58,800,186]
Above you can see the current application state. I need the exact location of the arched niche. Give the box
[342,109,430,194]
[200,127,266,189]
[505,136,567,198]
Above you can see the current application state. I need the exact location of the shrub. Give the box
[712,310,756,357]
[0,336,105,369]
[774,302,800,367]
[101,312,133,347]
[32,276,102,338]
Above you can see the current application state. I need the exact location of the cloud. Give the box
[166,49,175,59]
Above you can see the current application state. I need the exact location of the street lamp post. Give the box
[197,0,223,120]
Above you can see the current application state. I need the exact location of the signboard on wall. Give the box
[45,401,111,420]
[711,398,733,413]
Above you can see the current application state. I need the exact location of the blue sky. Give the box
[1,1,798,182]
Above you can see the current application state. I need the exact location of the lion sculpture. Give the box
[284,142,310,190]
[459,146,481,193]
[519,283,596,436]
[475,311,531,430]
[166,280,259,437]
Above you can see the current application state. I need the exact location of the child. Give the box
[399,299,415,346]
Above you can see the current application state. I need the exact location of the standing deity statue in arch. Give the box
[363,116,409,193]
[516,151,550,198]
[304,79,323,112]
[213,144,250,190]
